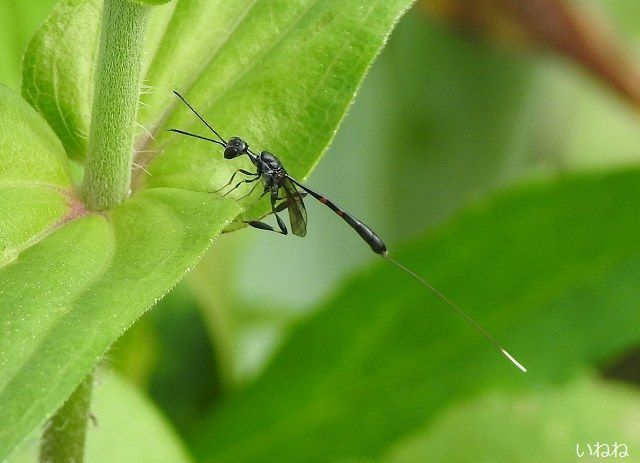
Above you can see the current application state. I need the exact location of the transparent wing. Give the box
[280,178,307,237]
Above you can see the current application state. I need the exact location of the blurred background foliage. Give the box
[4,0,640,461]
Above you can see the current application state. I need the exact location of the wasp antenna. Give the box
[172,90,227,144]
[166,128,226,147]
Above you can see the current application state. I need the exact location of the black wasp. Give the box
[167,91,526,373]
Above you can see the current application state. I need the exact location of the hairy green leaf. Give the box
[191,169,640,463]
[9,0,419,457]
[21,0,415,219]
[9,372,194,463]
[0,85,72,265]
[0,86,241,459]
[142,0,414,218]
[0,188,240,459]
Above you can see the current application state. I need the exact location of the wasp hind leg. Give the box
[244,190,288,235]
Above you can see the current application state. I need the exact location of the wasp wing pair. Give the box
[167,91,528,373]
[274,177,308,237]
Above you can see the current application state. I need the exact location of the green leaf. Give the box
[0,85,242,459]
[0,2,57,90]
[142,0,414,204]
[130,0,171,6]
[385,376,640,462]
[0,84,72,264]
[9,0,417,457]
[87,373,194,463]
[21,0,416,219]
[21,0,102,161]
[114,283,226,436]
[191,169,640,463]
[0,188,240,459]
[9,372,195,463]
[380,14,535,233]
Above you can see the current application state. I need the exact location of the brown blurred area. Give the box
[419,0,640,110]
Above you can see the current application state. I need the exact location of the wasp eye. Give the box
[223,147,237,159]
[225,137,248,158]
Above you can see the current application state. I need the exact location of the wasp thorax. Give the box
[260,151,282,169]
[224,137,248,159]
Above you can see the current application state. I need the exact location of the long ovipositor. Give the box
[166,90,526,373]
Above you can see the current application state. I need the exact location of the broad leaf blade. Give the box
[20,0,417,220]
[142,0,415,209]
[1,75,242,460]
[0,84,72,264]
[0,187,241,459]
[3,60,244,458]
[87,373,194,463]
[191,169,640,463]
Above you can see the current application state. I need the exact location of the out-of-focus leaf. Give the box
[87,373,195,463]
[600,0,640,37]
[0,2,57,89]
[191,169,640,463]
[22,0,102,160]
[380,12,534,237]
[419,0,640,109]
[141,284,224,435]
[0,85,242,459]
[385,376,640,462]
[9,372,194,463]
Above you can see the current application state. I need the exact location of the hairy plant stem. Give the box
[42,1,151,461]
[39,373,94,463]
[83,0,151,211]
